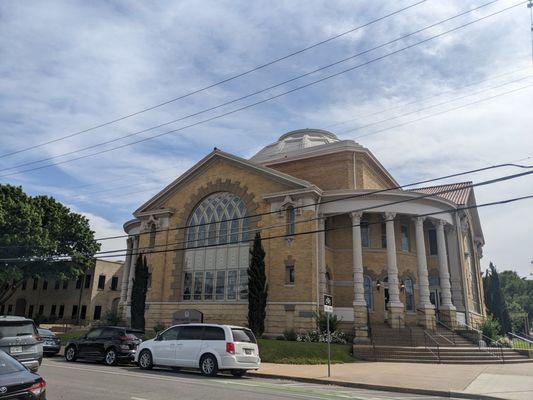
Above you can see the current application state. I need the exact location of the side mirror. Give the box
[155,333,161,341]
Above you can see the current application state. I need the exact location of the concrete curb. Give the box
[248,372,506,400]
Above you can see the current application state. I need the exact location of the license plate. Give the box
[45,340,55,345]
[10,346,23,354]
[244,349,252,355]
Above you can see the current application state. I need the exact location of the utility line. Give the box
[0,0,429,160]
[0,0,522,178]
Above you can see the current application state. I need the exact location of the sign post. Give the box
[323,294,333,377]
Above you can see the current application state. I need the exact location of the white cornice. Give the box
[262,186,323,201]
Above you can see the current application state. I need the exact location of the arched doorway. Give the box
[428,275,442,320]
[14,298,27,316]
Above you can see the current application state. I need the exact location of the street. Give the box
[40,357,454,400]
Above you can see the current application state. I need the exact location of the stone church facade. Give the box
[120,129,486,339]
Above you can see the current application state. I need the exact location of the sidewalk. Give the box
[251,361,533,400]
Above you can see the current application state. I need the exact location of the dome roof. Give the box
[250,129,341,163]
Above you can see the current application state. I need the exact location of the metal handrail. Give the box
[436,319,456,345]
[458,322,505,363]
[508,332,533,350]
[424,330,441,363]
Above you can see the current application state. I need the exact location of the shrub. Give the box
[480,314,501,341]
[153,322,166,335]
[296,330,347,344]
[314,311,342,332]
[103,310,124,327]
[283,329,297,341]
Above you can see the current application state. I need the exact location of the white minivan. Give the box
[135,324,260,376]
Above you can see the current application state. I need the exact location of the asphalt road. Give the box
[39,357,455,400]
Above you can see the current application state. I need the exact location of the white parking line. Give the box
[131,397,149,400]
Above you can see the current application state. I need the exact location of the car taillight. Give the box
[226,342,235,354]
[118,336,131,342]
[29,379,46,395]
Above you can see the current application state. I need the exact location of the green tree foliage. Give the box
[499,270,532,333]
[131,254,149,331]
[0,185,100,304]
[480,314,501,341]
[483,262,511,334]
[248,232,268,337]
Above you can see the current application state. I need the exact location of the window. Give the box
[239,270,248,300]
[404,278,414,311]
[193,272,203,300]
[54,280,60,290]
[231,328,256,343]
[0,305,4,314]
[75,276,82,289]
[58,305,64,318]
[38,305,44,315]
[7,305,12,315]
[159,327,179,341]
[62,280,68,290]
[381,222,387,248]
[50,305,57,316]
[80,305,87,320]
[71,305,78,318]
[21,280,27,290]
[42,280,48,290]
[203,326,225,340]
[97,275,106,290]
[285,264,295,285]
[428,229,438,255]
[401,225,410,252]
[215,271,226,300]
[93,306,102,320]
[33,278,38,290]
[324,218,332,247]
[28,305,34,318]
[149,223,156,250]
[111,276,119,291]
[286,205,296,236]
[428,275,440,287]
[227,270,237,300]
[180,325,203,340]
[86,328,103,339]
[364,275,373,309]
[361,219,370,248]
[84,274,91,289]
[182,273,192,300]
[204,271,214,300]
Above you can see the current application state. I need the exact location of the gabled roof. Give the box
[134,149,314,215]
[409,181,472,205]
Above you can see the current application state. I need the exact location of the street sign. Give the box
[323,294,333,314]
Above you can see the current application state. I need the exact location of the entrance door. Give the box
[430,289,442,320]
[383,278,390,321]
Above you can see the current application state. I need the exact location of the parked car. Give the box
[0,316,43,372]
[64,326,142,366]
[135,324,260,377]
[0,350,46,399]
[37,329,60,357]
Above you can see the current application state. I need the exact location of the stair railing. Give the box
[435,319,456,345]
[459,323,505,363]
[424,330,441,363]
[508,332,533,350]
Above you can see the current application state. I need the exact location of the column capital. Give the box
[350,211,363,222]
[435,219,447,228]
[413,216,426,226]
[383,212,396,221]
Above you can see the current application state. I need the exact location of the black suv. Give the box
[64,326,142,366]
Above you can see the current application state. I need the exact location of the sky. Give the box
[0,0,532,277]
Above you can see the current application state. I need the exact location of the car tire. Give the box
[65,346,78,362]
[199,354,218,377]
[138,350,153,370]
[231,370,247,377]
[104,348,118,366]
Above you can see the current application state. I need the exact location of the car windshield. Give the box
[0,322,36,338]
[0,351,26,375]
[231,328,256,343]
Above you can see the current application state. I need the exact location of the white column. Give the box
[385,212,402,307]
[436,220,455,310]
[350,212,366,307]
[119,237,133,306]
[414,217,433,309]
[125,235,139,320]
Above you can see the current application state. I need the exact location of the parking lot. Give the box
[40,357,458,400]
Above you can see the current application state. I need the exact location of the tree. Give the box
[0,185,100,305]
[131,254,149,331]
[247,232,268,337]
[483,262,511,334]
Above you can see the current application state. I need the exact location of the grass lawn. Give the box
[258,338,356,364]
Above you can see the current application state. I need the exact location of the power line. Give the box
[0,0,429,160]
[0,0,522,178]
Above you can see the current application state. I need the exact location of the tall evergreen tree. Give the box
[131,254,149,331]
[248,232,268,337]
[483,262,511,334]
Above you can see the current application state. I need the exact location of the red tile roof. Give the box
[409,181,472,205]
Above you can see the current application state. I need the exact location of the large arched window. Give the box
[364,275,373,310]
[183,192,250,302]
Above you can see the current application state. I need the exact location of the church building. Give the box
[120,129,486,339]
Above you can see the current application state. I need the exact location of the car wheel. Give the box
[65,346,78,362]
[104,348,118,366]
[138,350,153,370]
[200,354,218,377]
[231,370,247,377]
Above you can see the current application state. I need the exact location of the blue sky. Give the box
[0,0,532,276]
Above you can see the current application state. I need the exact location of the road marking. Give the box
[131,397,149,400]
